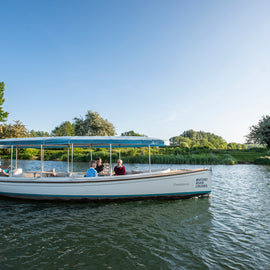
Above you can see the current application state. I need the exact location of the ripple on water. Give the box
[1,164,270,269]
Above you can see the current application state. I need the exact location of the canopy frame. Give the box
[0,136,165,176]
[0,136,165,149]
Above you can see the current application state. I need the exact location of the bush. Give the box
[18,149,39,160]
[222,154,237,165]
[254,156,270,165]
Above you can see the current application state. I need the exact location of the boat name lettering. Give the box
[195,178,208,188]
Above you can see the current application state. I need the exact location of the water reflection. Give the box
[0,198,212,269]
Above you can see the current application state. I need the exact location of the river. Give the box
[0,161,270,269]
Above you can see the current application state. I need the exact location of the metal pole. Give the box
[110,144,112,176]
[41,145,43,172]
[119,145,121,159]
[90,145,92,160]
[71,143,73,173]
[148,145,151,173]
[15,148,18,170]
[67,147,69,173]
[10,145,13,175]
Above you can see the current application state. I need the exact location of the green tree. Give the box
[121,130,147,137]
[227,142,245,150]
[170,129,227,149]
[0,82,9,122]
[246,115,270,148]
[29,130,50,137]
[169,136,192,147]
[169,136,180,146]
[180,142,190,148]
[51,121,75,136]
[74,110,116,136]
[0,120,29,138]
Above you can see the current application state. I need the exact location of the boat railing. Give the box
[10,168,172,179]
[17,171,71,178]
[5,167,208,180]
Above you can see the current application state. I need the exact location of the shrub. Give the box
[222,154,237,165]
[254,156,270,165]
[18,149,39,160]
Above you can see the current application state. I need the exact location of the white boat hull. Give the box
[0,169,211,201]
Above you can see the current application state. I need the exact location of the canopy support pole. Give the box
[40,145,44,173]
[10,145,13,175]
[119,145,121,159]
[67,147,69,173]
[15,148,18,170]
[71,144,73,173]
[148,145,151,173]
[90,145,92,160]
[110,144,112,176]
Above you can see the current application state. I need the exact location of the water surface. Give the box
[0,162,270,269]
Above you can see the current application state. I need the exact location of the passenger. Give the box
[45,169,56,177]
[0,168,9,177]
[0,156,10,176]
[86,160,98,177]
[95,157,104,174]
[114,159,126,176]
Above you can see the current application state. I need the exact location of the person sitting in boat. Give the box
[95,157,104,174]
[0,155,10,176]
[86,160,98,177]
[0,168,9,177]
[114,159,126,176]
[45,168,56,177]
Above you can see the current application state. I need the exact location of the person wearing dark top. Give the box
[114,159,126,175]
[95,157,104,174]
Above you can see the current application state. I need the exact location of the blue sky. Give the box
[1,0,269,143]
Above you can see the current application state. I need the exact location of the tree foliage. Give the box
[0,120,29,139]
[246,115,270,148]
[121,130,147,137]
[0,82,9,122]
[51,121,75,136]
[227,142,247,150]
[29,130,50,137]
[170,129,228,149]
[74,111,116,136]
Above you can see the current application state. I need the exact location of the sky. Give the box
[1,0,270,143]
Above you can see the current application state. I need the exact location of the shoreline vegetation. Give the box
[1,92,270,166]
[1,147,269,165]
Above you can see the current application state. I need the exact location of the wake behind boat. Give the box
[0,136,211,201]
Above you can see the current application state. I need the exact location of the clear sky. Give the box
[1,0,269,143]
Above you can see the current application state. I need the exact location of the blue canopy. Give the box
[0,136,165,148]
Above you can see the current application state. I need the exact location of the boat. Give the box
[0,136,211,201]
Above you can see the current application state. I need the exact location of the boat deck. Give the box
[18,168,205,178]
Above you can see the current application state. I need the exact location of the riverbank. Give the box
[1,147,269,165]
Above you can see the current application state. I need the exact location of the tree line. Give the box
[0,81,270,149]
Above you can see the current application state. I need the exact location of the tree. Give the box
[227,142,245,150]
[169,136,192,147]
[29,130,50,137]
[74,110,116,136]
[246,115,270,148]
[121,130,147,137]
[0,82,9,122]
[169,129,227,149]
[51,121,75,136]
[0,120,29,139]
